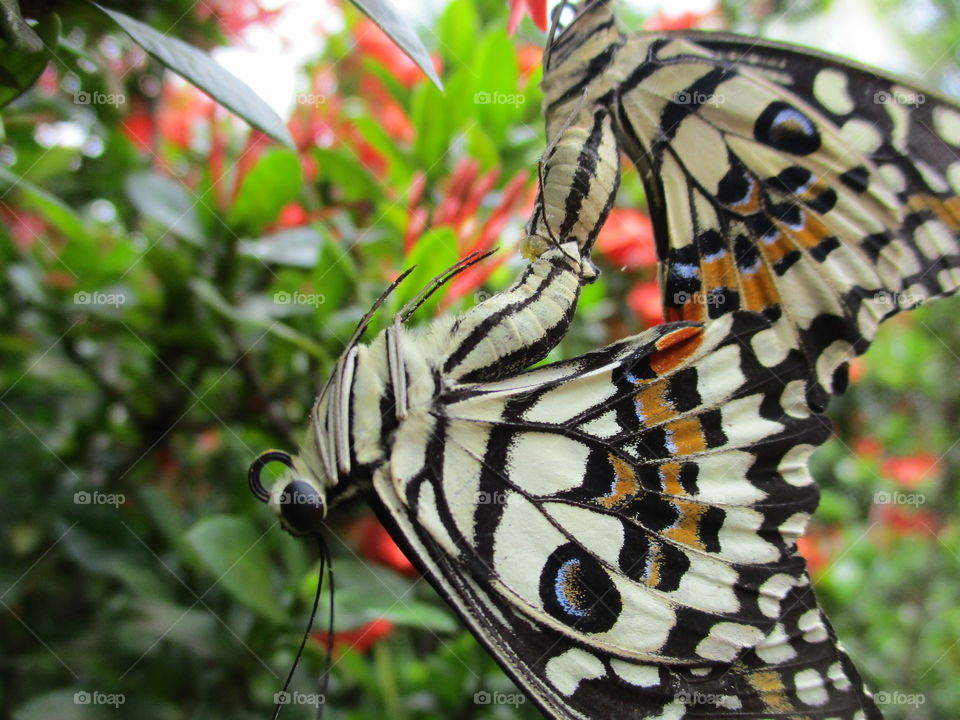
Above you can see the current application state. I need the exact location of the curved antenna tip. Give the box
[248,449,294,503]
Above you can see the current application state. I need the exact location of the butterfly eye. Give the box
[278,480,326,536]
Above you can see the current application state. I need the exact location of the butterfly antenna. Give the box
[271,537,330,720]
[344,266,417,350]
[543,0,574,71]
[316,539,335,720]
[398,249,498,322]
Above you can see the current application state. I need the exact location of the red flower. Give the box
[627,280,663,328]
[516,45,543,80]
[596,208,656,270]
[796,525,841,576]
[156,82,213,150]
[508,0,548,35]
[852,435,882,459]
[354,19,442,88]
[881,452,941,488]
[1,207,46,251]
[351,514,417,577]
[312,618,394,656]
[644,11,709,31]
[195,0,282,39]
[874,505,939,538]
[123,98,155,154]
[847,356,865,383]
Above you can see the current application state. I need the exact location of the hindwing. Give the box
[372,311,880,718]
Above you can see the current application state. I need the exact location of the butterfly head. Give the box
[248,448,329,537]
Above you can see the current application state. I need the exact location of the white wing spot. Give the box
[798,608,830,643]
[795,668,830,706]
[933,105,960,146]
[755,622,798,664]
[828,661,852,691]
[879,163,907,194]
[544,648,605,697]
[695,622,765,662]
[610,659,659,687]
[840,118,883,155]
[814,68,854,115]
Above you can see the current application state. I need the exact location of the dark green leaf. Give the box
[0,0,43,52]
[348,0,442,90]
[185,514,288,624]
[0,13,58,108]
[91,3,295,148]
[0,167,90,243]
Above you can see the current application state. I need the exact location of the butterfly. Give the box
[249,1,960,718]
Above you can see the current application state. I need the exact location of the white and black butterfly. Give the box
[249,2,960,717]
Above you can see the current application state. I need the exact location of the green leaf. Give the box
[411,81,450,171]
[0,12,58,108]
[396,226,459,319]
[0,167,90,243]
[0,0,43,53]
[313,147,383,202]
[190,278,325,357]
[12,690,92,720]
[474,31,521,144]
[125,171,204,245]
[227,148,302,233]
[436,0,478,69]
[239,226,326,268]
[348,0,442,90]
[91,3,295,149]
[185,514,288,624]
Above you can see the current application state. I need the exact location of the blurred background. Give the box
[2,0,960,718]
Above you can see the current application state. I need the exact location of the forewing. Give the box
[612,31,960,402]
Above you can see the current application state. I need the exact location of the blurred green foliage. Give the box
[1,2,960,720]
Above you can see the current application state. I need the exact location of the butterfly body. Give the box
[251,2,960,718]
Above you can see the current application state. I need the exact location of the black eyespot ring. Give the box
[248,450,294,503]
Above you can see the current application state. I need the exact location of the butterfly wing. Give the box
[541,3,960,403]
[370,311,880,719]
